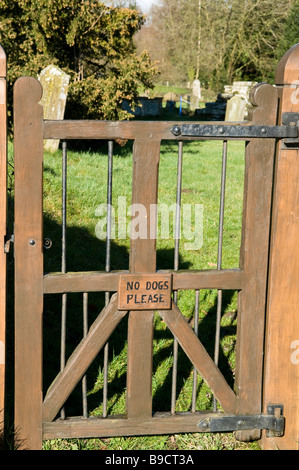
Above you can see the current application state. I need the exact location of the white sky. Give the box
[136,0,158,13]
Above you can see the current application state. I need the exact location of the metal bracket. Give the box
[197,405,285,437]
[281,112,299,148]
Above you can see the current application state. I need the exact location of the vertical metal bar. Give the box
[82,292,88,418]
[191,289,200,412]
[171,141,183,414]
[103,140,113,418]
[213,140,227,412]
[60,141,67,419]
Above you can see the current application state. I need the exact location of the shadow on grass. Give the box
[4,196,238,445]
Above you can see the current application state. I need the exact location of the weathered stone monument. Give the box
[225,95,247,122]
[190,79,201,110]
[38,65,70,152]
[224,81,257,121]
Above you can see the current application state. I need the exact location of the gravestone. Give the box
[225,95,247,122]
[224,81,257,121]
[190,79,201,110]
[38,65,70,152]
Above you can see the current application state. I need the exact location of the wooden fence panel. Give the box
[0,45,6,440]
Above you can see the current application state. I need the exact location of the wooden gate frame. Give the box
[12,45,299,451]
[0,45,6,441]
[260,44,299,451]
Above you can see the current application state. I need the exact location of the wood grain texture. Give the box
[43,269,243,294]
[0,45,6,441]
[43,119,266,142]
[126,139,160,419]
[118,273,172,310]
[42,294,127,423]
[234,83,278,442]
[261,45,299,450]
[43,412,225,440]
[14,77,44,450]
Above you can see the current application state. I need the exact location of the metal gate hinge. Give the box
[282,113,299,148]
[171,116,299,145]
[197,405,285,437]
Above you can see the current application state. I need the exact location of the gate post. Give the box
[0,45,6,443]
[14,77,44,450]
[261,44,299,450]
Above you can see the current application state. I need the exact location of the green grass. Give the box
[36,136,260,451]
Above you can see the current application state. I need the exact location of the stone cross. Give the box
[38,65,70,152]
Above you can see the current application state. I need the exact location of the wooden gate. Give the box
[0,45,6,440]
[12,46,299,450]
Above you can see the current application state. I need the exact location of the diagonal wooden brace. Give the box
[158,302,238,414]
[42,294,127,422]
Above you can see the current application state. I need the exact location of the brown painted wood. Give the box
[43,412,224,440]
[0,45,6,441]
[234,83,278,441]
[42,294,127,423]
[14,77,44,449]
[261,44,299,451]
[159,303,238,414]
[171,269,243,291]
[43,269,243,294]
[43,119,261,142]
[126,139,160,419]
[118,273,172,310]
[43,271,125,293]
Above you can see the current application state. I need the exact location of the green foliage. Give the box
[277,0,299,60]
[0,0,158,127]
[139,0,292,90]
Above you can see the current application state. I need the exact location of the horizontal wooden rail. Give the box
[43,269,244,294]
[43,119,256,142]
[42,412,228,440]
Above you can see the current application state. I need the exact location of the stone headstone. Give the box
[38,65,70,152]
[192,79,201,99]
[224,81,257,121]
[190,79,201,111]
[225,95,247,122]
[224,81,257,101]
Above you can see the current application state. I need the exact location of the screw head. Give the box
[29,239,36,246]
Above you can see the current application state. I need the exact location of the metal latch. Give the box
[197,405,285,437]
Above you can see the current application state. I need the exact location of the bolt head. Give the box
[172,125,181,136]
